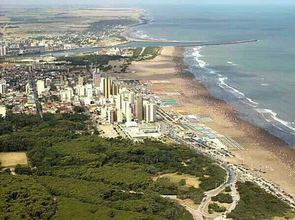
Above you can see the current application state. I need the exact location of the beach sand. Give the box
[122,46,295,198]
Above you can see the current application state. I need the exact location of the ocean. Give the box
[130,5,295,147]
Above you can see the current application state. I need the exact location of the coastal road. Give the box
[197,165,238,219]
[227,182,240,214]
[158,108,238,219]
[165,130,237,219]
[158,107,295,210]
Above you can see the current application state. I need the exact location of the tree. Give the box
[15,165,33,175]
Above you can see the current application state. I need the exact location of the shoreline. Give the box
[123,46,295,198]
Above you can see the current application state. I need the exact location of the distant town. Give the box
[0,24,129,56]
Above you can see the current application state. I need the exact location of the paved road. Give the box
[157,109,239,219]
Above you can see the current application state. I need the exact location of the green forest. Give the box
[0,113,226,220]
[0,113,293,220]
[227,182,294,220]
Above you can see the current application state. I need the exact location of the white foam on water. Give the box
[255,108,295,133]
[256,108,273,122]
[246,97,259,106]
[132,30,166,41]
[218,76,259,108]
[132,30,150,39]
[187,48,295,143]
[187,47,295,143]
[227,61,237,66]
[192,47,207,68]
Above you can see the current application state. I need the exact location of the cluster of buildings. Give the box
[98,77,157,124]
[5,44,45,56]
[0,64,160,139]
[59,69,158,125]
[1,34,46,56]
[0,64,74,115]
[0,24,128,57]
[97,47,134,57]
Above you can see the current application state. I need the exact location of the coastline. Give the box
[122,10,151,43]
[123,46,295,198]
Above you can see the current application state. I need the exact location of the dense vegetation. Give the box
[227,182,294,220]
[132,47,143,58]
[56,54,122,67]
[208,203,226,213]
[141,47,161,59]
[28,136,226,200]
[131,47,161,61]
[212,192,233,204]
[2,114,292,219]
[0,113,229,219]
[0,113,89,152]
[0,112,43,136]
[0,174,55,220]
[89,19,136,32]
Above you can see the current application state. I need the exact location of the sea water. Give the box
[131,5,295,147]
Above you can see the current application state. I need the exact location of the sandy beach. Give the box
[122,46,295,198]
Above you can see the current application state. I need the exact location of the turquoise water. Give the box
[132,5,295,147]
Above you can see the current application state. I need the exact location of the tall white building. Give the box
[61,87,74,102]
[111,82,120,96]
[0,44,6,57]
[144,102,157,123]
[85,84,93,99]
[25,83,32,96]
[101,77,112,99]
[0,79,6,94]
[122,99,130,117]
[76,85,85,97]
[128,91,135,104]
[107,108,116,124]
[125,105,133,122]
[117,110,123,123]
[135,94,143,122]
[93,68,100,88]
[36,80,45,96]
[116,94,123,110]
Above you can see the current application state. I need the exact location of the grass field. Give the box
[0,152,28,167]
[154,173,201,189]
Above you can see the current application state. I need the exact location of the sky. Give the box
[1,0,294,6]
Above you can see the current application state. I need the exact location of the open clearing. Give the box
[153,173,200,189]
[0,152,28,167]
